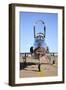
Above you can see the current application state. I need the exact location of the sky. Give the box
[19,11,58,53]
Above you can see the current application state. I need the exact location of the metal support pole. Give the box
[24,53,26,66]
[38,54,41,72]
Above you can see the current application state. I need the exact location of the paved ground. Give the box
[20,55,58,78]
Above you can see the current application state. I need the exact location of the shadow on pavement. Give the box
[20,62,38,70]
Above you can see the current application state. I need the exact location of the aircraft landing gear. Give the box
[38,64,41,72]
[38,54,41,72]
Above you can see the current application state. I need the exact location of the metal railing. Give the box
[20,52,58,56]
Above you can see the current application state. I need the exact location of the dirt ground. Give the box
[20,55,58,78]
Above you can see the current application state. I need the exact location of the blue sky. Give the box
[19,12,58,53]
